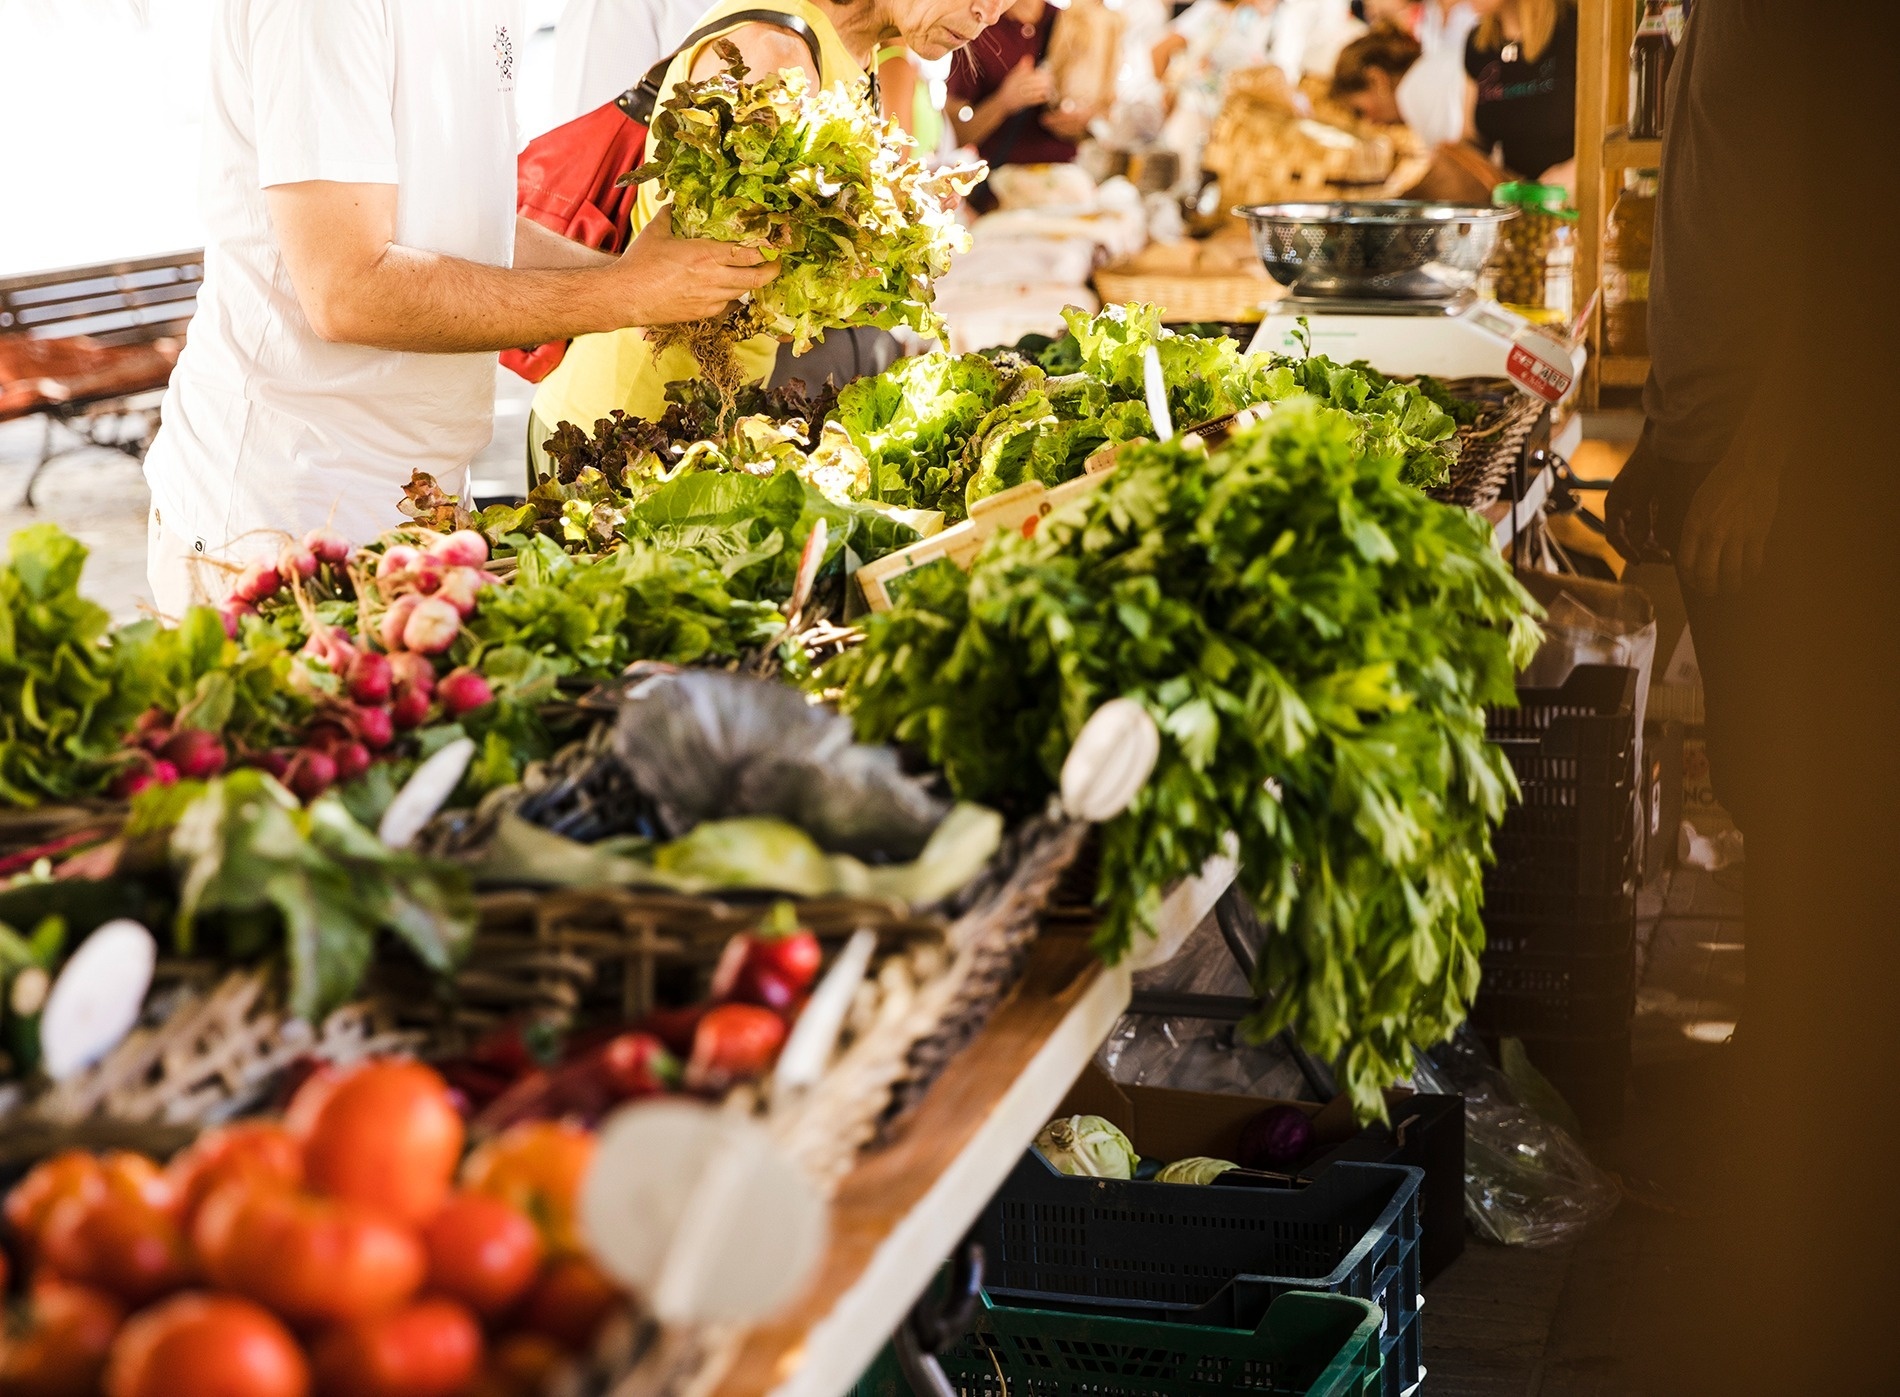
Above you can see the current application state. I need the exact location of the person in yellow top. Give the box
[528,0,1011,476]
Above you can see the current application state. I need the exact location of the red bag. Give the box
[502,9,823,383]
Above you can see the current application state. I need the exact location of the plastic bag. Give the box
[610,666,946,861]
[1096,1013,1316,1101]
[1413,1027,1620,1246]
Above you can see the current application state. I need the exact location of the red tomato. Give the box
[165,1122,304,1228]
[193,1184,424,1326]
[293,1059,464,1226]
[39,1192,194,1306]
[473,1332,568,1396]
[5,1152,172,1261]
[518,1256,621,1350]
[104,1292,308,1397]
[422,1193,542,1318]
[0,1277,125,1397]
[685,1003,788,1091]
[460,1122,595,1255]
[311,1298,481,1397]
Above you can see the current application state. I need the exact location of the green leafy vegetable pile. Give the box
[630,42,980,402]
[827,397,1541,1115]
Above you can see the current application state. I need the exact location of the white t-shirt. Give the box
[550,0,708,126]
[1397,3,1477,150]
[145,0,524,556]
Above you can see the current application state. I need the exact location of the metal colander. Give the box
[1236,201,1515,300]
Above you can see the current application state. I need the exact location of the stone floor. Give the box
[1424,866,1746,1395]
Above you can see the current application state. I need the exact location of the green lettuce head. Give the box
[1035,1115,1139,1179]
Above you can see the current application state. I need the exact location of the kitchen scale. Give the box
[1234,202,1583,406]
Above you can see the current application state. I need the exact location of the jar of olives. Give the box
[1487,181,1577,323]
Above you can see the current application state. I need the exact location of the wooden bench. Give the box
[0,250,203,504]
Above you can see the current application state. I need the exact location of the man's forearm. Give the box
[952,91,1016,148]
[514,215,616,271]
[311,246,627,353]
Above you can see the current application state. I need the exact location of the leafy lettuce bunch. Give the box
[632,43,982,355]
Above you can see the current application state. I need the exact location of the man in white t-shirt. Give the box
[550,0,708,126]
[144,0,777,616]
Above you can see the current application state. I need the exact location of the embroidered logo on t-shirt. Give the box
[495,25,516,94]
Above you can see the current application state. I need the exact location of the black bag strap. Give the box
[617,10,825,124]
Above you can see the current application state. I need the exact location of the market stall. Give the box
[0,33,1631,1397]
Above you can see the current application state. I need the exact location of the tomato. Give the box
[422,1193,542,1318]
[293,1059,464,1226]
[194,1184,423,1326]
[5,1152,172,1261]
[39,1191,193,1306]
[311,1298,481,1397]
[460,1122,595,1255]
[517,1256,621,1350]
[685,1003,788,1091]
[104,1292,308,1397]
[0,1277,125,1397]
[165,1122,303,1228]
[472,1332,567,1396]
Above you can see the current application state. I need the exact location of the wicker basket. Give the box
[1091,268,1276,324]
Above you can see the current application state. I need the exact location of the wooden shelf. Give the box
[1602,131,1663,170]
[707,927,1134,1397]
[1597,354,1650,388]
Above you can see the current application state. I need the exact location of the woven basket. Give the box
[1092,268,1276,324]
[1427,377,1548,512]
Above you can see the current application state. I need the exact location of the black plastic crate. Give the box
[1469,967,1635,1038]
[1480,883,1637,926]
[977,1158,1424,1397]
[1480,916,1635,961]
[1302,1094,1465,1287]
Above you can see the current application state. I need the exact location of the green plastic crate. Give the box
[851,1289,1383,1397]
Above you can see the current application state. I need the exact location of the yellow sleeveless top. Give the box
[531,0,864,435]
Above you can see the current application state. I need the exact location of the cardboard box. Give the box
[1053,1063,1466,1282]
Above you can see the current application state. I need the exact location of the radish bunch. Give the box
[219,529,353,639]
[372,531,495,722]
[111,713,230,797]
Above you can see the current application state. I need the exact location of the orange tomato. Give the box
[460,1122,595,1255]
[104,1292,308,1397]
[517,1256,621,1351]
[0,1277,125,1397]
[39,1192,194,1306]
[311,1298,481,1397]
[5,1152,172,1261]
[165,1122,303,1228]
[193,1184,424,1326]
[422,1193,542,1318]
[293,1059,464,1227]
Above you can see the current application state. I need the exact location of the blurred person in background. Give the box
[948,0,1101,209]
[1331,21,1462,147]
[1462,0,1575,190]
[143,0,777,616]
[551,0,708,122]
[1153,0,1363,95]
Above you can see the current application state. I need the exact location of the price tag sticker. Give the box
[1506,330,1578,404]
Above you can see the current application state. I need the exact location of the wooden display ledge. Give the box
[707,926,1133,1397]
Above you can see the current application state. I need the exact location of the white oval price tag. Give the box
[40,919,156,1080]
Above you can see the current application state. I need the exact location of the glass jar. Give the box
[1487,181,1577,324]
[1603,174,1658,357]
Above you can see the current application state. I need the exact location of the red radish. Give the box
[304,529,352,565]
[133,709,173,752]
[428,531,489,570]
[352,705,396,750]
[234,560,283,604]
[332,741,373,782]
[434,567,486,620]
[303,626,357,674]
[388,652,436,698]
[381,595,421,652]
[391,688,432,730]
[254,749,294,780]
[378,545,422,582]
[110,762,163,799]
[436,669,493,718]
[218,599,255,639]
[160,729,228,781]
[285,749,338,801]
[347,652,393,705]
[402,597,461,655]
[410,558,445,595]
[280,541,319,581]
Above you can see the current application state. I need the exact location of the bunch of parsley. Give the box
[828,399,1542,1117]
